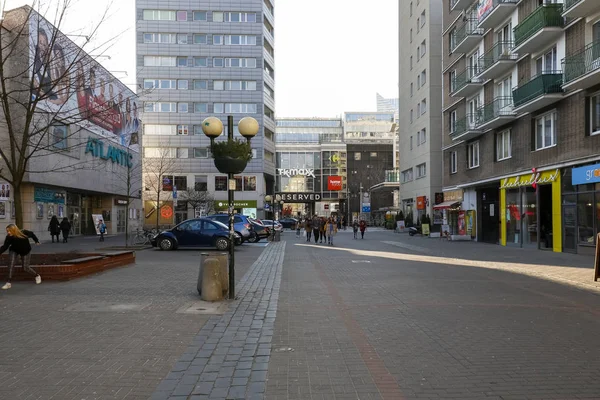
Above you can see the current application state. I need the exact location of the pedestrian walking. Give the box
[0,224,42,290]
[312,215,321,244]
[98,219,107,242]
[304,218,312,242]
[60,217,71,243]
[320,217,327,243]
[336,217,342,230]
[48,215,60,243]
[342,216,347,231]
[352,220,359,239]
[359,220,367,239]
[295,220,301,238]
[325,217,338,246]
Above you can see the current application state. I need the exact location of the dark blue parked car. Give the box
[151,218,241,251]
[205,214,252,242]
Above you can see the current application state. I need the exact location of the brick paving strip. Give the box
[150,241,286,400]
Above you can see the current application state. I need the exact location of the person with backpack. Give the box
[98,219,107,242]
[359,220,367,239]
[352,220,359,239]
[60,217,71,243]
[0,224,41,290]
[48,215,60,243]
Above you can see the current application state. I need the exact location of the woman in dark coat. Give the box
[60,217,71,243]
[48,215,60,243]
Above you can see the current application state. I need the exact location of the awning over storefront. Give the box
[433,200,460,210]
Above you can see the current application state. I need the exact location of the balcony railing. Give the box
[563,40,600,84]
[512,72,563,107]
[451,18,483,52]
[514,4,564,48]
[384,169,400,183]
[478,41,517,73]
[564,0,582,11]
[451,113,481,136]
[452,66,481,93]
[479,96,514,124]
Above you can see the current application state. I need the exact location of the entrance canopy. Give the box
[433,200,460,210]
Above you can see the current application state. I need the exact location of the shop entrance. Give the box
[116,208,126,233]
[538,185,553,250]
[69,208,81,235]
[479,188,499,244]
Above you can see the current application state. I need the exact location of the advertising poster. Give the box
[396,220,405,232]
[29,14,139,152]
[477,0,493,19]
[422,223,430,236]
[0,183,11,201]
[0,202,5,219]
[458,211,466,236]
[467,210,476,238]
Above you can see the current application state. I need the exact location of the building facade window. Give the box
[177,80,188,90]
[50,124,68,150]
[194,175,208,191]
[177,34,188,44]
[177,103,189,113]
[449,70,456,92]
[215,176,228,191]
[213,35,257,45]
[143,124,178,135]
[467,141,480,169]
[177,125,189,135]
[416,163,426,178]
[590,93,600,136]
[213,80,257,91]
[243,176,257,191]
[143,10,176,21]
[194,103,208,113]
[143,56,176,67]
[450,151,457,174]
[143,33,176,44]
[193,34,207,44]
[193,11,207,21]
[402,168,413,183]
[194,57,208,67]
[449,110,457,133]
[535,111,557,150]
[213,103,257,114]
[496,129,511,161]
[417,128,426,145]
[143,79,176,89]
[225,58,256,68]
[213,12,256,22]
[193,148,209,158]
[144,102,177,113]
[193,80,208,90]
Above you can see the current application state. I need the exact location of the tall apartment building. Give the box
[399,0,444,224]
[136,0,276,224]
[376,93,401,168]
[442,0,600,254]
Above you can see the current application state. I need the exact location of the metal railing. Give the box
[451,113,481,137]
[479,96,514,124]
[451,18,483,52]
[478,0,519,21]
[384,169,400,183]
[452,66,482,93]
[478,41,517,73]
[562,40,600,84]
[512,72,563,107]
[514,4,564,47]
[564,0,583,12]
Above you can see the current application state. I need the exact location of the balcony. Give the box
[512,72,563,114]
[563,0,600,19]
[384,169,400,183]
[449,114,483,142]
[513,5,564,55]
[451,18,484,54]
[476,41,518,80]
[451,66,485,98]
[562,40,600,91]
[478,0,519,30]
[478,97,516,131]
[451,0,476,12]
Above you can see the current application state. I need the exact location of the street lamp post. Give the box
[202,115,259,299]
[265,195,274,240]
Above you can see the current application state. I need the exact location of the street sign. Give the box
[362,206,371,212]
[173,186,177,199]
[264,203,271,211]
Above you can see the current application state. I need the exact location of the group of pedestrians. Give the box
[352,219,367,239]
[296,215,365,246]
[47,215,72,243]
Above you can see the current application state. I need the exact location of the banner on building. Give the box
[327,176,343,191]
[29,12,139,152]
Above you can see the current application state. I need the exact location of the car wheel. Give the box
[248,231,259,243]
[215,237,230,251]
[235,232,245,244]
[159,238,174,250]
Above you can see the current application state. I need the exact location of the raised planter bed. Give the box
[0,251,135,281]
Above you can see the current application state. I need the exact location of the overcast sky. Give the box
[5,0,399,118]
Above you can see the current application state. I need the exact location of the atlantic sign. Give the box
[276,168,315,178]
[85,137,133,168]
[275,193,322,202]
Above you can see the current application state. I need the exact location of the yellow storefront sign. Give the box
[500,169,559,189]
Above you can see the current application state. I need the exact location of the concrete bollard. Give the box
[198,253,229,297]
[201,258,222,301]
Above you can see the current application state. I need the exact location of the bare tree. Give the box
[143,147,177,232]
[0,2,136,227]
[182,187,215,218]
[111,153,142,247]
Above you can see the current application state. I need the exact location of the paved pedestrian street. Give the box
[3,231,600,400]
